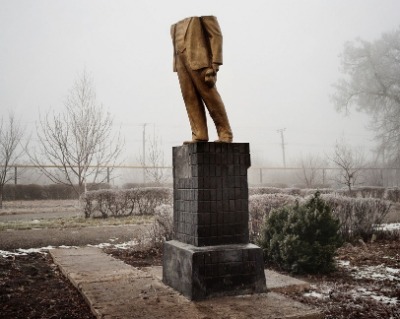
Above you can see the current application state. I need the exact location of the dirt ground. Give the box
[283,239,400,319]
[1,240,399,319]
[0,253,94,319]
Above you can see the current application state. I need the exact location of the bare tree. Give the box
[332,27,400,166]
[331,140,365,192]
[31,71,123,196]
[139,134,169,185]
[0,113,24,208]
[297,154,327,188]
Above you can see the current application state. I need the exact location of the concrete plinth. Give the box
[163,240,266,300]
[163,142,267,300]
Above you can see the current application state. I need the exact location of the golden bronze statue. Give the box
[171,16,233,143]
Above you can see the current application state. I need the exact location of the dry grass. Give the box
[0,215,153,231]
[0,199,153,231]
[0,200,80,215]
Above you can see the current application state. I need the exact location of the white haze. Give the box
[1,0,400,167]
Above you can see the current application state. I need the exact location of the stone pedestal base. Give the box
[163,240,266,300]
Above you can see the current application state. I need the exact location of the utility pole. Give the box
[277,128,286,168]
[142,123,148,185]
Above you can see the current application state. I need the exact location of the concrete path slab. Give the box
[50,247,322,319]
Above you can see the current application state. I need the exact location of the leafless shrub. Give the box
[152,204,174,241]
[331,140,366,192]
[249,187,302,196]
[0,113,24,208]
[131,204,173,250]
[248,193,301,242]
[386,187,400,203]
[81,187,172,218]
[321,194,392,240]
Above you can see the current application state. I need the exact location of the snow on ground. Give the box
[351,288,398,305]
[303,254,399,305]
[304,283,399,305]
[338,261,400,282]
[375,223,400,231]
[0,239,138,257]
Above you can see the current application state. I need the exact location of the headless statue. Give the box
[171,16,233,143]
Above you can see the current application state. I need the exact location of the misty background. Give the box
[1,0,400,185]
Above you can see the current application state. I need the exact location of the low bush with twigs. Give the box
[81,187,172,218]
[249,190,393,243]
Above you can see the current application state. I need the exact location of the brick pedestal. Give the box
[163,142,266,300]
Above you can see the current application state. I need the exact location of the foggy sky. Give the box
[1,0,400,166]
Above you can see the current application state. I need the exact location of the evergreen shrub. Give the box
[259,192,342,274]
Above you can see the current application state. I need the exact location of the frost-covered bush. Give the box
[259,192,342,274]
[321,194,392,240]
[152,204,174,241]
[81,187,172,218]
[249,187,303,196]
[248,193,301,242]
[250,186,398,201]
[386,187,400,203]
[357,186,386,199]
[132,204,174,249]
[249,187,284,195]
[299,188,335,197]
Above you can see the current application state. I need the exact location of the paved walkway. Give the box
[50,247,322,319]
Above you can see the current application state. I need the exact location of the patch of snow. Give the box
[350,288,398,305]
[370,295,398,305]
[0,250,27,257]
[304,291,327,299]
[0,245,79,258]
[0,246,53,257]
[17,246,55,254]
[1,240,138,258]
[112,241,137,249]
[385,267,400,274]
[352,265,400,281]
[375,223,400,231]
[58,245,79,249]
[337,260,350,267]
[87,240,137,249]
[87,243,113,248]
[338,260,400,281]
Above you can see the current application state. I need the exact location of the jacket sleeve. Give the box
[200,16,223,65]
[170,24,177,72]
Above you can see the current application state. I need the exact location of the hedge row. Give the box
[321,194,392,240]
[81,187,172,218]
[248,193,392,241]
[2,183,111,200]
[81,186,392,241]
[248,193,301,242]
[250,186,400,202]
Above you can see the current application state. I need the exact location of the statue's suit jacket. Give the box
[171,16,223,72]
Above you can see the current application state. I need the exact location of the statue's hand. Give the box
[212,63,220,73]
[204,68,217,88]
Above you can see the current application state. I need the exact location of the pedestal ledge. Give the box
[163,240,266,300]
